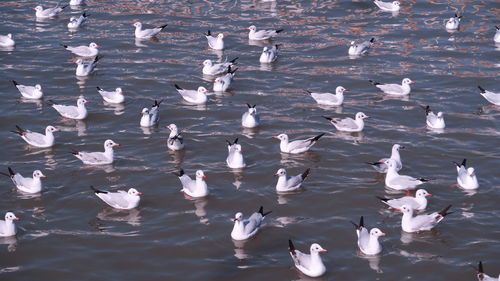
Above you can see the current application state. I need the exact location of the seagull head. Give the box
[402,78,415,85]
[7,33,13,39]
[262,46,268,52]
[196,170,206,179]
[128,188,142,196]
[5,212,19,221]
[416,189,432,198]
[310,243,327,253]
[104,139,120,148]
[141,108,149,115]
[274,168,286,177]
[197,86,208,94]
[34,6,43,12]
[35,84,42,91]
[248,25,256,31]
[46,125,60,133]
[33,170,46,179]
[202,59,212,67]
[370,228,386,237]
[356,112,369,119]
[467,167,475,178]
[115,87,123,94]
[217,33,224,39]
[383,159,397,169]
[232,143,243,153]
[400,204,413,214]
[392,1,400,7]
[89,42,100,49]
[167,124,178,133]
[437,112,444,118]
[336,86,348,94]
[231,212,243,222]
[77,97,91,106]
[393,144,405,151]
[133,22,142,28]
[272,133,288,142]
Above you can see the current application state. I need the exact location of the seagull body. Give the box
[288,240,327,277]
[477,86,500,106]
[174,84,208,105]
[383,159,430,191]
[400,204,452,233]
[213,67,237,92]
[248,25,283,40]
[348,38,374,55]
[259,45,279,63]
[370,78,415,96]
[351,216,385,255]
[166,124,184,151]
[422,105,445,129]
[176,169,208,198]
[242,104,260,128]
[12,125,59,148]
[231,206,271,240]
[275,168,310,192]
[3,167,45,194]
[34,5,66,18]
[63,42,98,57]
[476,261,499,281]
[377,189,431,211]
[67,13,89,29]
[373,0,400,11]
[91,186,141,210]
[202,58,238,75]
[226,138,246,169]
[445,14,461,30]
[69,0,84,5]
[273,133,325,154]
[0,212,19,237]
[323,112,369,132]
[133,22,168,39]
[72,139,120,165]
[455,159,479,190]
[97,87,124,103]
[140,100,162,127]
[75,56,99,76]
[306,86,348,106]
[204,30,224,50]
[0,34,15,47]
[367,144,404,173]
[50,97,90,120]
[12,80,43,99]
[495,27,500,43]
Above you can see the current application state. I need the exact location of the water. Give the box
[0,0,499,280]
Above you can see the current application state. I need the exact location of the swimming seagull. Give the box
[231,206,271,240]
[348,38,375,56]
[454,159,479,190]
[400,204,452,233]
[369,78,415,96]
[288,240,327,277]
[204,30,224,50]
[166,124,184,151]
[133,22,168,39]
[69,0,85,6]
[275,167,310,192]
[445,14,462,30]
[62,42,99,57]
[213,67,237,92]
[377,189,432,211]
[241,104,260,128]
[475,261,499,281]
[67,13,89,29]
[175,169,208,198]
[34,4,67,18]
[259,45,279,63]
[0,212,19,237]
[477,86,500,106]
[49,97,90,120]
[0,33,15,47]
[382,159,431,191]
[323,112,369,132]
[495,26,500,43]
[202,58,238,75]
[90,186,142,210]
[11,125,59,148]
[421,105,445,129]
[226,138,246,169]
[12,80,43,99]
[248,25,283,40]
[75,56,99,76]
[306,86,348,106]
[71,139,120,165]
[367,144,404,173]
[373,0,400,11]
[273,133,325,154]
[1,167,45,194]
[174,84,208,105]
[140,100,162,127]
[351,216,385,255]
[96,87,124,104]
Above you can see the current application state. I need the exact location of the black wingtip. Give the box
[370,38,375,43]
[83,12,89,17]
[461,158,467,167]
[288,239,295,254]
[359,216,364,228]
[90,185,107,194]
[233,138,238,144]
[303,89,313,94]
[369,79,381,86]
[205,30,211,36]
[14,125,25,135]
[175,169,184,177]
[61,43,68,48]
[496,26,500,30]
[438,204,453,217]
[154,99,163,107]
[322,116,333,121]
[478,261,484,273]
[93,56,100,64]
[12,80,19,86]
[366,161,380,166]
[376,195,389,202]
[301,168,310,181]
[96,86,102,91]
[174,84,182,90]
[421,105,431,115]
[61,4,68,9]
[276,28,284,33]
[47,99,58,105]
[259,206,272,217]
[159,24,168,30]
[8,167,15,177]
[477,85,486,93]
[418,178,433,182]
[246,103,252,108]
[226,139,232,146]
[312,133,326,142]
[227,66,238,74]
[70,149,79,155]
[229,57,239,64]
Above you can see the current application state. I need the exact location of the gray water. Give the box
[0,0,499,280]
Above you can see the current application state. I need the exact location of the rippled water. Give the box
[0,0,499,280]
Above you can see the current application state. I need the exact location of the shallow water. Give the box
[0,0,499,280]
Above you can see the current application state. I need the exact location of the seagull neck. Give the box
[44,130,55,142]
[104,146,114,158]
[390,150,401,163]
[368,235,380,248]
[232,220,244,234]
[276,175,287,189]
[279,139,289,151]
[310,251,324,267]
[169,130,178,138]
[4,219,15,233]
[386,167,399,178]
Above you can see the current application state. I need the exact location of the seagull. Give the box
[288,240,327,278]
[0,33,15,47]
[476,261,499,281]
[49,97,90,120]
[213,67,237,92]
[454,159,479,190]
[248,25,283,40]
[241,104,260,128]
[175,169,208,198]
[75,56,99,76]
[477,86,500,106]
[202,58,238,75]
[174,84,208,105]
[226,138,246,169]
[166,124,184,151]
[351,216,385,255]
[34,4,67,18]
[273,133,325,154]
[67,12,89,29]
[1,167,45,194]
[445,14,462,30]
[367,144,404,173]
[204,30,224,50]
[231,206,271,240]
[369,78,415,96]
[421,105,445,129]
[62,42,99,57]
[69,0,85,6]
[12,80,43,99]
[323,112,369,132]
[259,45,279,63]
[91,186,141,210]
[11,125,59,148]
[0,212,19,237]
[495,26,500,43]
[348,38,375,56]
[306,86,348,106]
[377,189,432,211]
[400,204,452,233]
[133,22,168,39]
[71,139,120,165]
[96,87,124,103]
[140,100,162,127]
[373,0,400,11]
[275,167,310,192]
[382,159,431,191]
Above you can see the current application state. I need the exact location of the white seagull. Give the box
[62,42,99,57]
[476,261,499,281]
[12,80,43,99]
[351,216,385,255]
[166,124,184,151]
[133,22,168,39]
[323,112,369,132]
[367,144,404,173]
[477,86,500,106]
[369,78,415,96]
[288,240,327,278]
[231,206,271,240]
[34,4,67,18]
[12,125,59,148]
[259,45,279,63]
[75,56,99,76]
[0,34,15,47]
[373,0,400,11]
[213,67,237,92]
[306,86,348,106]
[0,212,19,237]
[67,12,89,29]
[348,38,375,56]
[1,167,45,194]
[202,58,238,75]
[445,14,462,30]
[226,138,246,169]
[400,204,452,233]
[174,84,208,105]
[248,25,283,40]
[71,139,120,165]
[275,167,310,192]
[241,104,260,128]
[140,100,162,127]
[377,189,432,211]
[495,26,500,43]
[273,133,325,154]
[422,105,445,129]
[49,97,90,120]
[91,186,141,210]
[96,87,124,104]
[383,159,431,191]
[176,169,208,198]
[454,159,479,190]
[69,0,85,6]
[204,30,224,50]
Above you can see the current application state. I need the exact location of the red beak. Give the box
[319,249,328,253]
[344,89,350,92]
[380,232,386,236]
[85,100,91,103]
[114,143,120,147]
[14,217,20,221]
[410,81,416,84]
[272,136,279,139]
[202,175,207,178]
[137,192,143,195]
[426,194,432,197]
